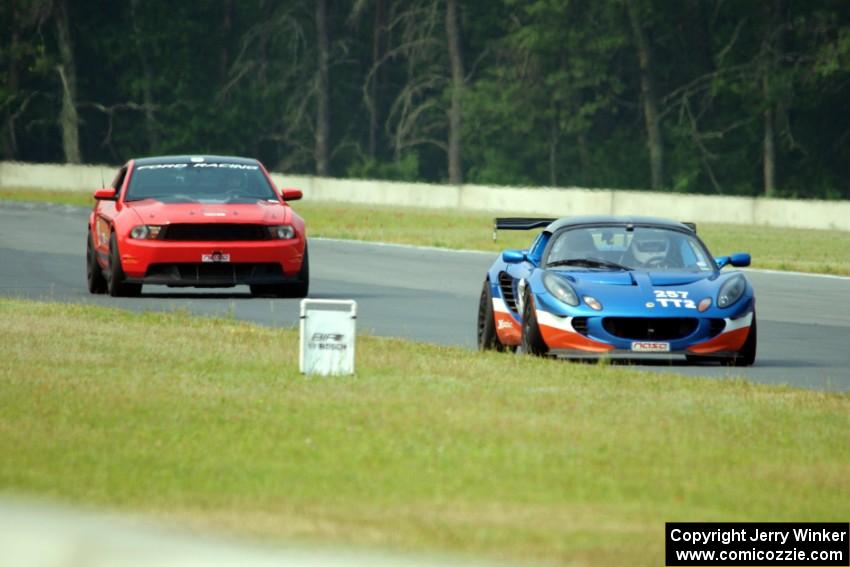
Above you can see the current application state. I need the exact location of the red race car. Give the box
[86,155,308,298]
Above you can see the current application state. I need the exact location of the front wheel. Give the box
[521,289,549,357]
[477,279,505,351]
[731,313,757,366]
[251,244,310,298]
[107,232,141,297]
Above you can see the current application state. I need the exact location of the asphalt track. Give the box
[1,201,848,391]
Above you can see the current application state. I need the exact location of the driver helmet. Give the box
[631,231,670,265]
[562,230,597,256]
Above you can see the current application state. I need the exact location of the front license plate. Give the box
[631,341,670,353]
[202,253,230,263]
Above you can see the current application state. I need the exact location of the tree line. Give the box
[2,0,849,199]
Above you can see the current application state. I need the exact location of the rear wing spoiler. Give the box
[492,217,696,240]
[493,217,556,240]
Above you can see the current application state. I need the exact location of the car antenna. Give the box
[100,166,105,189]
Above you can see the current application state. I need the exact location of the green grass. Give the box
[1,298,848,566]
[2,187,849,275]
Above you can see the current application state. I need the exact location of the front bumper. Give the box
[493,294,753,358]
[536,309,753,358]
[117,238,305,286]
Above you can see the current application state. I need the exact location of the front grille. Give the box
[572,317,589,336]
[498,271,518,312]
[602,317,699,340]
[162,224,269,241]
[145,263,283,282]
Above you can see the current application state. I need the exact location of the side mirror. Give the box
[502,249,526,264]
[715,253,751,269]
[729,252,751,267]
[281,187,302,201]
[93,187,117,200]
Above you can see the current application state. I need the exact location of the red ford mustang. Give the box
[86,155,308,297]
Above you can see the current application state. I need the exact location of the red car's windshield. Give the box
[125,162,278,204]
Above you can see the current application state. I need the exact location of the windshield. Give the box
[545,225,714,272]
[125,162,279,204]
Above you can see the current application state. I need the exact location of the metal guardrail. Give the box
[2,160,848,231]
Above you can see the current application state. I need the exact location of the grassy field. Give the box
[1,298,848,566]
[2,187,849,275]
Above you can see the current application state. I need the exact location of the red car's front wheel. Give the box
[107,232,141,297]
[250,243,310,298]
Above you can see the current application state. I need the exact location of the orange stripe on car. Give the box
[687,326,750,354]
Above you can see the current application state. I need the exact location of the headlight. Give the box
[268,225,295,239]
[717,275,746,308]
[542,272,579,306]
[583,296,603,311]
[129,225,162,239]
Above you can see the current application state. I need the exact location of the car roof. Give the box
[132,155,260,166]
[546,215,693,233]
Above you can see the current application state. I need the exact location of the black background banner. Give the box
[666,522,849,566]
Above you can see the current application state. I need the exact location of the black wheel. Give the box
[732,312,757,366]
[477,279,506,351]
[107,232,141,297]
[251,243,310,298]
[86,233,107,294]
[521,289,549,356]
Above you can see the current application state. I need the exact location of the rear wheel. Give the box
[477,279,505,351]
[521,289,549,356]
[107,232,141,297]
[731,312,757,366]
[251,244,310,298]
[86,233,107,294]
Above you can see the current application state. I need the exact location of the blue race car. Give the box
[478,216,756,365]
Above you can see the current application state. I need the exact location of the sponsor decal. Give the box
[309,332,347,351]
[631,341,671,352]
[192,163,258,170]
[135,164,189,170]
[201,252,230,263]
[653,290,696,309]
[497,319,515,330]
[203,212,227,217]
[135,163,259,171]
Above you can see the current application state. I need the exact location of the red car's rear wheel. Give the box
[86,233,107,294]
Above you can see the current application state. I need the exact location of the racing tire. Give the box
[86,233,107,294]
[107,232,142,297]
[521,289,549,357]
[477,279,506,352]
[251,244,310,298]
[731,312,757,367]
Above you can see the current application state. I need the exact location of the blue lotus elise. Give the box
[478,216,756,365]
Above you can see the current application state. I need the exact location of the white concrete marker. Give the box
[299,299,357,376]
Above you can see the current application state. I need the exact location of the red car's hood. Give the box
[126,200,291,226]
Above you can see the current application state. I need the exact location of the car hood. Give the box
[126,199,290,226]
[547,268,727,315]
[557,270,714,287]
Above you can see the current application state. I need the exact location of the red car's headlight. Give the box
[129,225,163,239]
[268,225,296,239]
